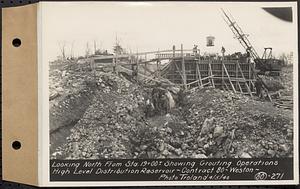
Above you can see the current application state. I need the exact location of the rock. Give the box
[159,143,165,152]
[166,144,175,151]
[140,145,148,150]
[279,144,289,152]
[174,148,183,156]
[179,130,185,136]
[213,126,224,137]
[194,154,207,158]
[162,149,170,156]
[200,117,215,136]
[240,152,252,158]
[166,127,172,133]
[181,143,188,150]
[278,139,285,144]
[267,149,276,157]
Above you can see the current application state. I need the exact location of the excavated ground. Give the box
[49,63,294,159]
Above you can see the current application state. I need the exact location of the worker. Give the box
[193,45,198,55]
[161,93,169,114]
[221,46,226,56]
[145,98,155,118]
[255,76,266,99]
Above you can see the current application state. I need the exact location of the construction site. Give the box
[49,10,294,159]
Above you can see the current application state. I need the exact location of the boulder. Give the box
[213,126,224,138]
[200,117,215,136]
[240,152,252,158]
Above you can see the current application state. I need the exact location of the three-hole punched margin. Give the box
[11,38,22,150]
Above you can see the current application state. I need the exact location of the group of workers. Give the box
[145,83,178,117]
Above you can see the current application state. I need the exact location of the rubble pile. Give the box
[280,65,293,96]
[49,63,90,101]
[51,72,150,159]
[50,65,293,159]
[181,88,293,158]
[127,88,293,159]
[273,65,293,109]
[260,75,284,92]
[49,63,98,152]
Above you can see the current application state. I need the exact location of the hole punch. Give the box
[12,141,21,150]
[12,38,22,47]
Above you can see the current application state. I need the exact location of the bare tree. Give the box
[85,42,91,58]
[58,41,67,61]
[93,40,97,55]
[70,41,75,59]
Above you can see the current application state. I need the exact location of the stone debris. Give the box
[50,62,293,159]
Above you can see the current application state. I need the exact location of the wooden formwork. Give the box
[164,56,256,95]
[89,46,256,96]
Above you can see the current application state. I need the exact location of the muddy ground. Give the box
[49,62,294,159]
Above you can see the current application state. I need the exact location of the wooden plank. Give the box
[223,80,230,90]
[188,82,211,91]
[196,57,203,87]
[195,63,201,88]
[208,59,215,87]
[186,75,215,86]
[222,60,224,88]
[119,65,177,85]
[235,62,238,89]
[237,62,253,97]
[212,77,255,82]
[174,61,185,83]
[222,62,236,93]
[237,82,243,93]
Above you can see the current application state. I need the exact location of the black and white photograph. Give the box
[46,1,297,164]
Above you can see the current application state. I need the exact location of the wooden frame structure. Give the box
[89,45,256,96]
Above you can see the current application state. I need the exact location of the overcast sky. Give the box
[40,2,297,62]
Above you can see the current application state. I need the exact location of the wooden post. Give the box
[208,58,215,88]
[223,78,230,90]
[181,44,187,90]
[136,54,139,80]
[174,61,185,82]
[235,61,238,90]
[222,55,224,89]
[237,62,253,97]
[197,53,203,87]
[113,57,116,73]
[222,62,236,93]
[248,62,251,90]
[237,82,243,93]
